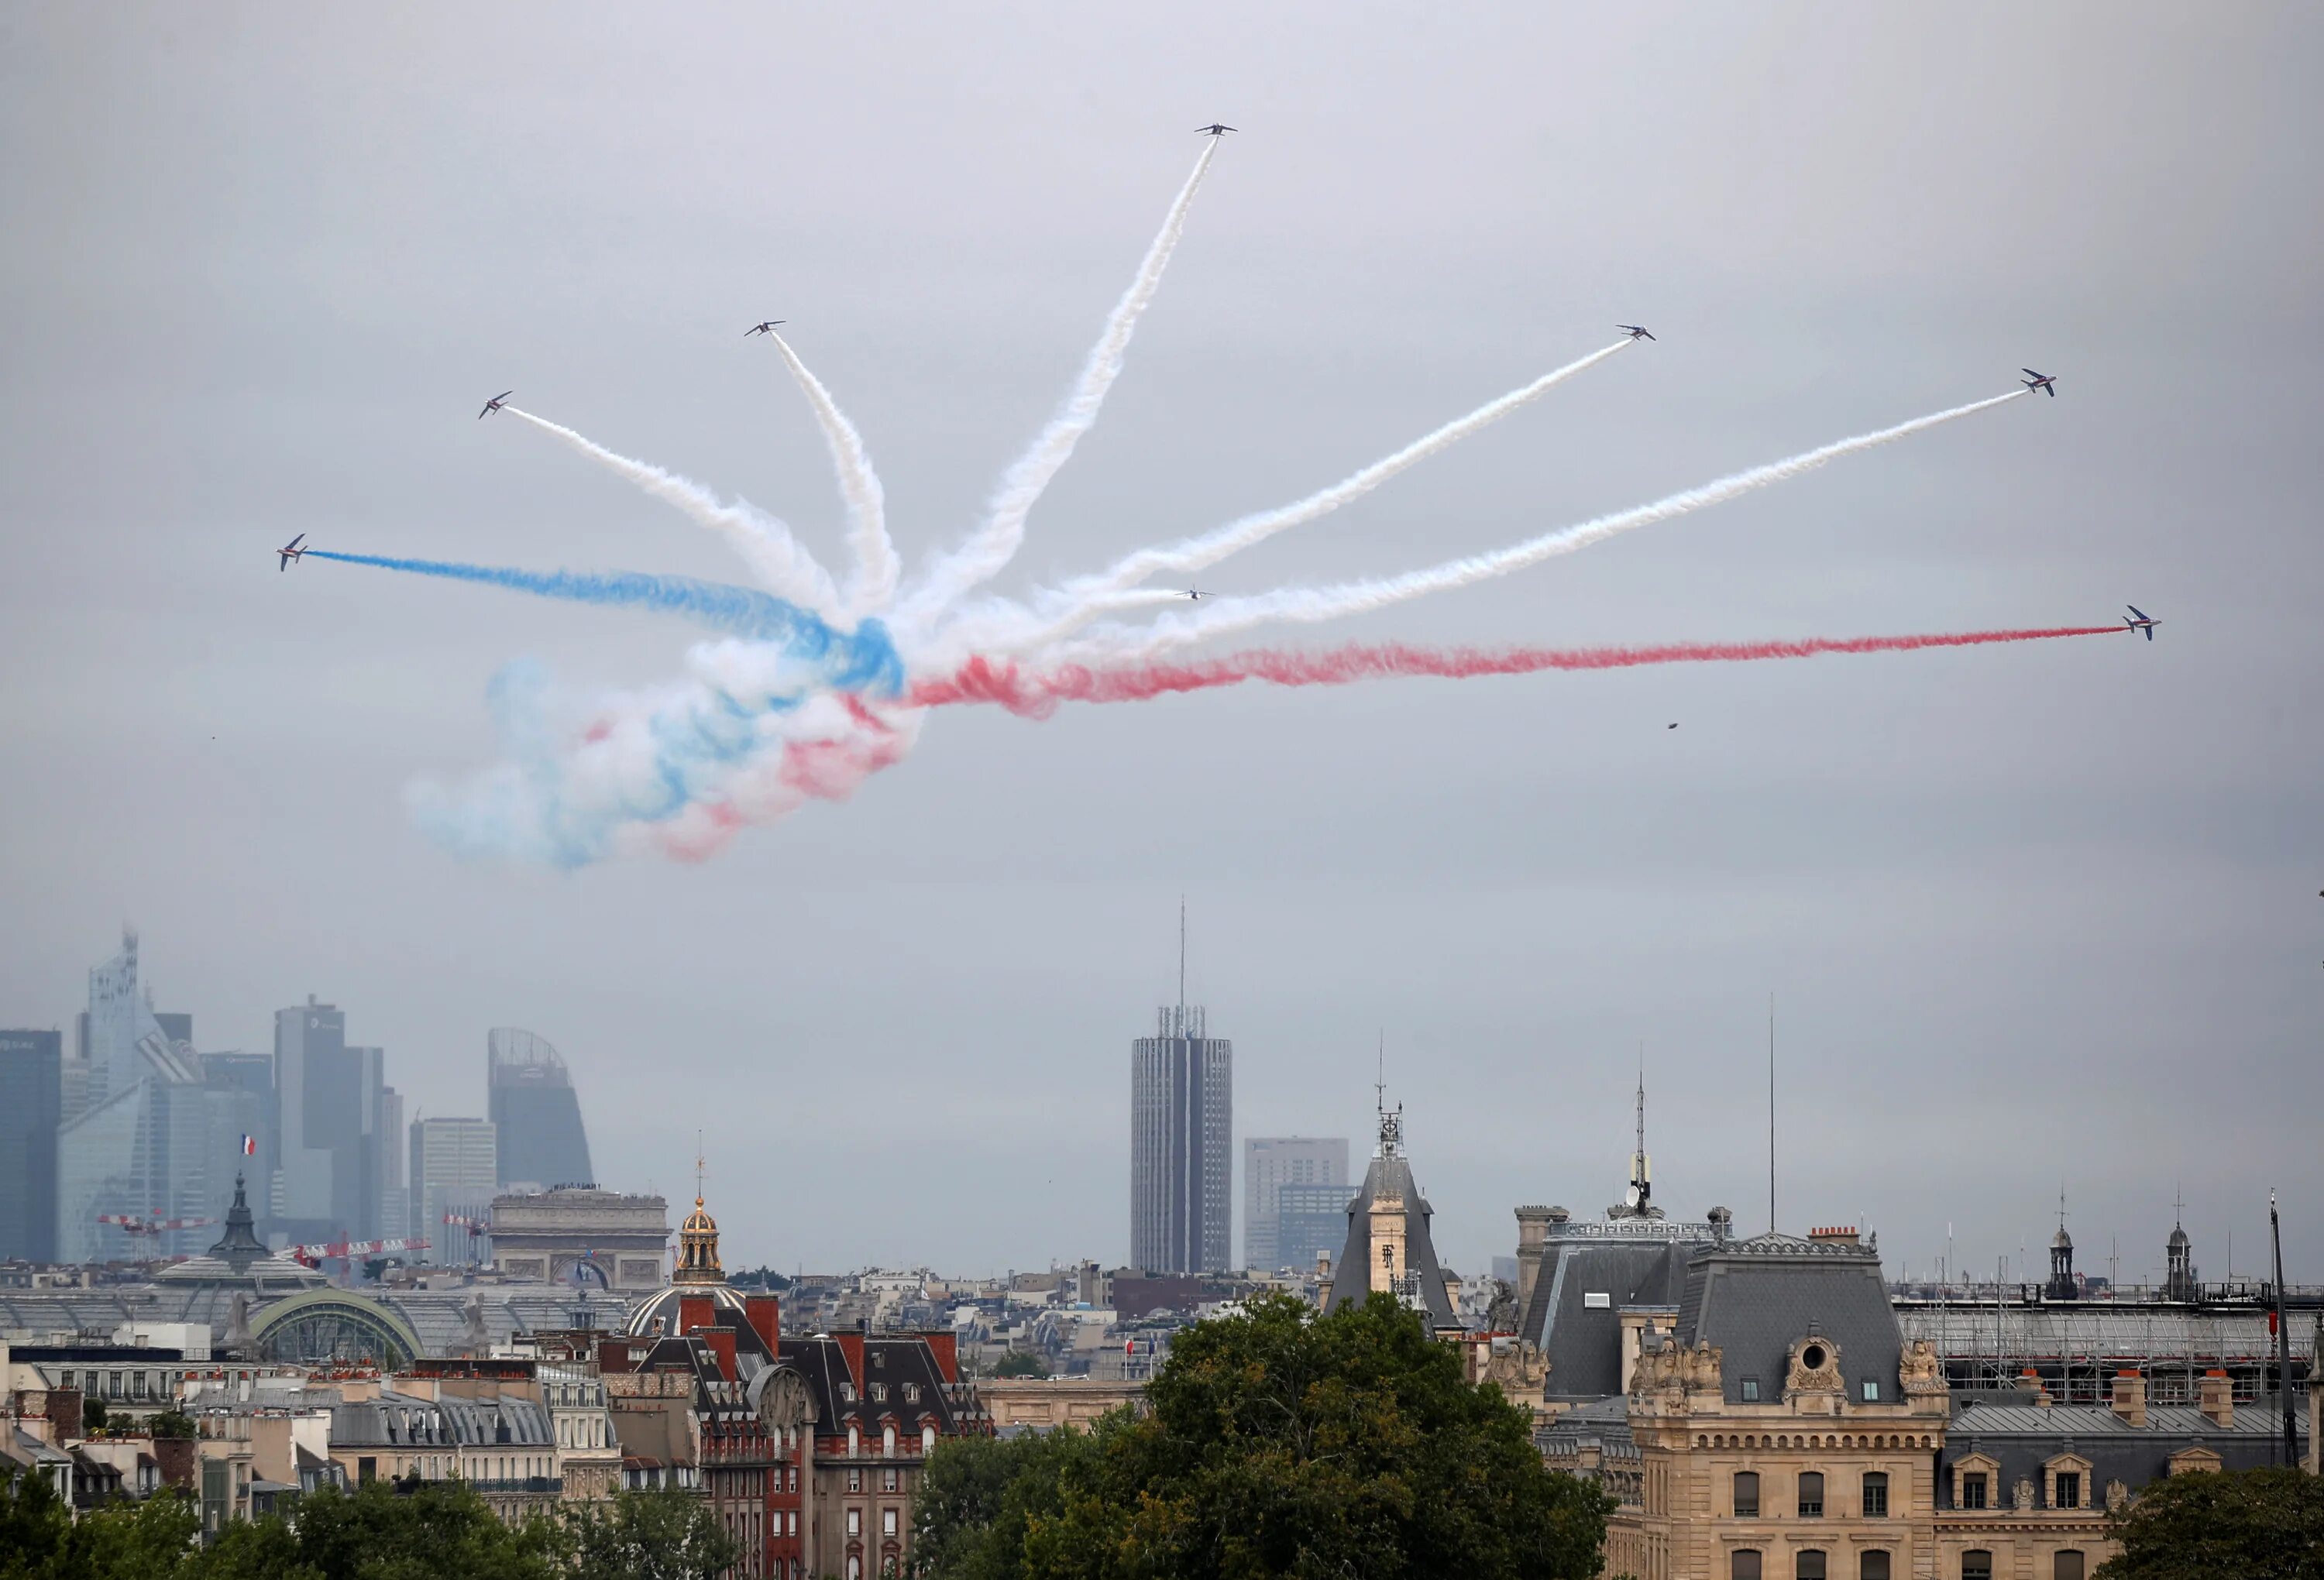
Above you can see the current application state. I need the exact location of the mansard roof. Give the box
[1673,1231,1901,1407]
[755,1333,967,1440]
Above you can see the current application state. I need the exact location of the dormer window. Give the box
[870,1382,889,1403]
[1739,1378,1761,1402]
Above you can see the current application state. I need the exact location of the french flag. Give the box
[240,1135,257,1157]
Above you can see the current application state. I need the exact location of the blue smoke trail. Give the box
[304,549,903,696]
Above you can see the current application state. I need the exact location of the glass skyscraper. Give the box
[0,1029,62,1262]
[1130,1004,1232,1273]
[487,1029,594,1190]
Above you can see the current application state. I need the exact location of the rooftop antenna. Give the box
[1628,1041,1651,1212]
[1177,895,1188,1017]
[1767,993,1777,1235]
[694,1131,706,1207]
[1375,1029,1386,1117]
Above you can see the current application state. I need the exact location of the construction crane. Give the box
[96,1212,216,1244]
[287,1235,429,1267]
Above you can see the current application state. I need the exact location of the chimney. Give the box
[923,1330,958,1385]
[1514,1206,1554,1314]
[677,1294,716,1337]
[153,1436,198,1491]
[2020,1368,2052,1408]
[836,1328,865,1389]
[2109,1370,2147,1427]
[744,1295,781,1358]
[700,1328,738,1382]
[1807,1226,1861,1245]
[2199,1369,2233,1427]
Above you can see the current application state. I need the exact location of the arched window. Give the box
[1733,1472,1760,1516]
[2054,1555,2085,1580]
[847,1425,860,1457]
[1798,1472,1824,1517]
[1860,1554,1891,1580]
[882,1424,896,1457]
[1732,1552,1762,1580]
[1961,1554,1993,1580]
[922,1424,937,1455]
[1796,1552,1826,1580]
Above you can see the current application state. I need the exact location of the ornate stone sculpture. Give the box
[2013,1476,2037,1511]
[1786,1337,1843,1394]
[1901,1337,1946,1393]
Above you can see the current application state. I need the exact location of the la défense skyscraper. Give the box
[1129,908,1232,1273]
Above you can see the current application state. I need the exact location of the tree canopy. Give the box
[2098,1466,2324,1580]
[0,1468,734,1580]
[915,1290,1612,1580]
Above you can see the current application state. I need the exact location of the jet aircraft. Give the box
[744,320,786,336]
[1618,324,1655,341]
[1196,123,1236,136]
[2021,368,2058,397]
[478,390,514,418]
[2122,604,2159,641]
[277,533,306,571]
[1182,589,1210,601]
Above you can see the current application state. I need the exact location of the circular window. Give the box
[1801,1345,1828,1370]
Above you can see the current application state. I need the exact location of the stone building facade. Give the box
[488,1186,669,1293]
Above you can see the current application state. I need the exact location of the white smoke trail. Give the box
[948,338,1641,659]
[1067,388,2028,658]
[1054,338,1634,603]
[505,407,841,616]
[766,333,899,616]
[899,139,1221,624]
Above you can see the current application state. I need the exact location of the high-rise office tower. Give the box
[1243,1136,1349,1272]
[57,932,208,1261]
[0,1030,62,1262]
[1129,909,1232,1273]
[409,1116,497,1262]
[273,998,390,1242]
[488,1029,594,1190]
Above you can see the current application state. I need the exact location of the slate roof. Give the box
[760,1334,964,1440]
[1674,1233,1903,1407]
[1941,1397,2312,1506]
[329,1391,554,1449]
[1527,1238,1701,1403]
[1322,1154,1459,1330]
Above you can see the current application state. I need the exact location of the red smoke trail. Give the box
[909,627,2126,719]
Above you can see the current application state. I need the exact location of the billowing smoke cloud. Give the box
[304,550,824,642]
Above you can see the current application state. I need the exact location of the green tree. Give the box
[2096,1466,2324,1580]
[0,1465,74,1580]
[81,1398,109,1437]
[989,1352,1047,1379]
[557,1485,743,1580]
[60,1487,202,1579]
[926,1292,1612,1580]
[194,1479,559,1580]
[147,1410,198,1441]
[912,1429,1103,1580]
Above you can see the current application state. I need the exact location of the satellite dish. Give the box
[1624,1183,1642,1208]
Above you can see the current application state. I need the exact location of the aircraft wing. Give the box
[2126,606,2148,621]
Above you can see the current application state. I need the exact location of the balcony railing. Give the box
[468,1477,562,1495]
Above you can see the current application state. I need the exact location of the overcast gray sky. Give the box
[3,3,2319,1283]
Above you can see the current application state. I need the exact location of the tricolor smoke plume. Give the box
[1062,388,2028,660]
[900,139,1220,625]
[911,625,2127,717]
[315,140,2070,867]
[765,331,898,616]
[504,407,841,615]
